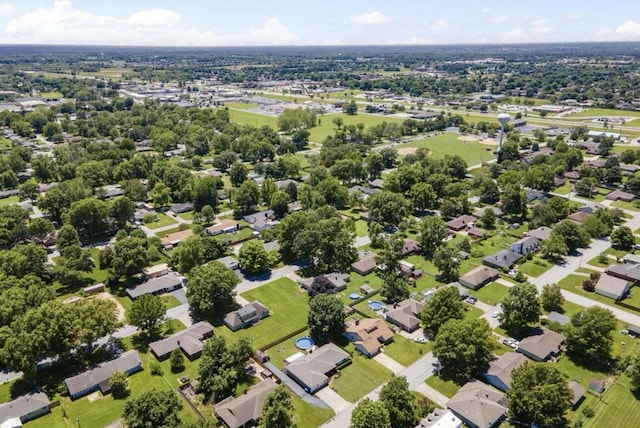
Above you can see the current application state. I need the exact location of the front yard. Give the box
[330,343,392,402]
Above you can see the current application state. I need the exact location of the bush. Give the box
[109,370,129,399]
[582,406,595,418]
[514,271,526,283]
[178,223,190,231]
[150,361,164,376]
[598,253,608,264]
[582,279,595,292]
[170,348,185,373]
[143,214,156,224]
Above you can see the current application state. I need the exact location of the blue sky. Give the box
[0,0,639,46]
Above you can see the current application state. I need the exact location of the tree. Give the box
[270,190,290,219]
[128,294,166,332]
[170,348,185,373]
[433,318,496,382]
[110,236,149,279]
[123,390,183,428]
[575,177,598,198]
[238,240,275,275]
[150,182,172,208]
[350,398,391,428]
[379,375,419,428]
[611,226,635,250]
[380,273,410,304]
[500,283,541,335]
[193,176,220,211]
[421,286,465,337]
[479,208,497,229]
[186,261,239,319]
[540,283,565,312]
[307,275,337,297]
[551,220,590,253]
[308,293,345,343]
[507,362,572,428]
[501,184,527,220]
[565,306,617,363]
[433,244,460,282]
[368,191,411,228]
[110,370,130,399]
[68,198,111,238]
[631,356,640,392]
[542,233,569,258]
[419,216,448,257]
[28,217,55,244]
[581,215,611,239]
[409,182,436,212]
[110,196,136,229]
[170,235,226,274]
[199,336,252,401]
[234,179,260,214]
[343,100,358,115]
[259,385,296,428]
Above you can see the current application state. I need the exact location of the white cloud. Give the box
[597,20,640,41]
[0,0,298,46]
[0,3,14,18]
[530,18,550,36]
[565,11,585,21]
[349,11,389,26]
[433,19,452,30]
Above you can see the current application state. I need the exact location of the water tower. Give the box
[496,112,510,162]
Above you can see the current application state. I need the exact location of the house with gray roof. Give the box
[606,264,640,283]
[482,352,527,392]
[351,251,378,275]
[0,391,50,426]
[517,327,565,362]
[547,311,570,326]
[383,298,425,332]
[125,273,183,299]
[298,273,350,294]
[215,378,277,428]
[446,380,506,428]
[64,351,143,400]
[149,321,214,361]
[223,302,270,331]
[525,226,552,241]
[510,236,540,255]
[284,343,351,393]
[459,266,499,290]
[606,189,635,202]
[595,273,631,300]
[482,250,522,270]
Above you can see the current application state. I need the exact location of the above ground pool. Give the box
[295,336,315,350]
[349,292,361,300]
[368,300,384,311]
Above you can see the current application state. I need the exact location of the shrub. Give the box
[143,214,156,224]
[170,348,185,373]
[582,279,595,292]
[150,361,164,376]
[582,406,595,418]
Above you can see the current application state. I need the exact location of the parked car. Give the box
[466,296,477,305]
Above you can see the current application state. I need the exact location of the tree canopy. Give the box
[308,293,346,343]
[186,261,239,320]
[499,282,541,335]
[420,286,465,337]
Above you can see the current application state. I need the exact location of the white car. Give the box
[491,311,501,318]
[414,336,428,344]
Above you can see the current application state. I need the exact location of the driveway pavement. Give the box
[414,383,449,407]
[374,353,405,374]
[315,388,352,414]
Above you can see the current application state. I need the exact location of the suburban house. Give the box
[369,178,384,189]
[0,391,50,427]
[244,210,275,231]
[415,409,462,428]
[161,228,194,249]
[510,236,540,256]
[223,302,270,331]
[621,163,640,175]
[473,206,503,218]
[517,327,565,362]
[467,227,485,239]
[568,381,586,409]
[524,226,552,241]
[215,378,277,428]
[446,215,477,231]
[125,273,183,299]
[64,350,143,400]
[482,250,522,270]
[348,185,379,199]
[276,179,298,190]
[547,311,570,326]
[149,321,214,361]
[567,211,591,224]
[595,273,631,300]
[142,263,169,279]
[344,318,394,357]
[482,352,528,392]
[606,264,640,283]
[401,239,422,257]
[351,251,378,276]
[206,219,239,235]
[458,266,499,290]
[526,189,547,203]
[564,170,581,182]
[298,273,350,294]
[383,298,425,332]
[284,343,351,393]
[606,189,635,202]
[170,202,193,214]
[622,254,640,265]
[446,380,507,428]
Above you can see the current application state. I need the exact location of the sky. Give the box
[0,0,639,46]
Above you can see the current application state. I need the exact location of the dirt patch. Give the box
[480,138,498,146]
[457,135,479,142]
[87,391,101,402]
[96,292,126,322]
[397,147,417,155]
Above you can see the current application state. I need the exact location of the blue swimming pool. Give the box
[295,336,315,350]
[349,292,361,300]
[368,300,384,311]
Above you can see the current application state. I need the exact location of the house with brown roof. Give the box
[446,380,507,428]
[459,266,499,290]
[567,211,591,224]
[605,189,635,202]
[298,273,350,294]
[446,215,477,231]
[383,298,425,332]
[215,378,277,428]
[517,327,565,362]
[223,302,270,331]
[345,318,394,357]
[161,228,194,249]
[351,251,378,275]
[149,321,214,361]
[482,352,527,392]
[564,170,581,182]
[206,219,239,235]
[467,227,485,239]
[568,380,586,409]
[402,239,422,257]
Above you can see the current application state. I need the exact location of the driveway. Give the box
[315,388,352,414]
[170,288,187,305]
[374,353,405,374]
[414,383,449,407]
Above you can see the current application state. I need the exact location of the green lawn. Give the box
[555,182,572,195]
[518,257,553,277]
[218,278,309,350]
[293,394,334,428]
[331,344,392,402]
[382,335,431,366]
[557,275,640,316]
[266,330,311,370]
[0,195,19,205]
[336,272,384,306]
[612,200,640,212]
[566,108,640,119]
[211,226,255,244]
[584,374,640,428]
[41,91,64,99]
[424,375,462,398]
[394,133,496,166]
[227,108,279,128]
[470,282,510,306]
[307,112,406,143]
[177,211,194,221]
[88,248,110,283]
[145,212,178,229]
[354,219,369,237]
[225,102,258,110]
[587,254,613,268]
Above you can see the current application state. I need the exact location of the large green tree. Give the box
[379,375,419,428]
[198,336,252,401]
[507,362,572,428]
[170,235,227,274]
[238,240,276,275]
[500,283,541,335]
[418,216,448,257]
[433,244,460,282]
[611,226,635,250]
[433,318,496,382]
[259,385,296,428]
[186,261,239,320]
[308,293,346,344]
[421,286,465,337]
[540,283,565,312]
[367,191,411,228]
[128,294,166,332]
[110,236,149,279]
[350,398,391,428]
[565,306,617,363]
[550,220,590,253]
[123,390,183,428]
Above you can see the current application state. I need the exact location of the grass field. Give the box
[293,394,335,428]
[225,102,258,110]
[566,108,640,119]
[227,108,279,128]
[41,91,64,99]
[518,257,553,277]
[145,212,178,229]
[218,278,309,350]
[395,133,496,167]
[382,335,431,366]
[307,112,406,142]
[331,343,392,402]
[0,195,19,206]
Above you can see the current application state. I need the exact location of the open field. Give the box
[584,375,640,428]
[41,91,64,99]
[307,112,406,142]
[0,195,19,206]
[424,375,462,398]
[227,108,279,128]
[395,133,496,166]
[566,108,640,119]
[470,282,510,306]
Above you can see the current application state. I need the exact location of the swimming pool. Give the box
[349,292,361,300]
[295,336,315,350]
[368,300,384,311]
